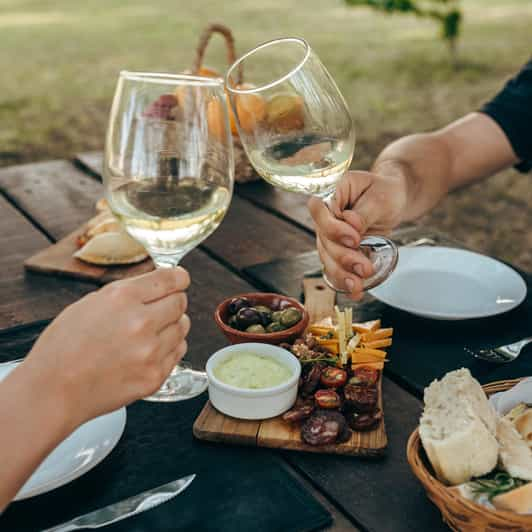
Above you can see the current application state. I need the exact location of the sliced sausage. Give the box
[347,409,383,431]
[301,410,346,446]
[352,366,379,386]
[344,384,378,413]
[282,399,315,422]
[300,363,324,397]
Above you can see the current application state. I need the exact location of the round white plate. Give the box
[0,363,126,500]
[369,246,527,320]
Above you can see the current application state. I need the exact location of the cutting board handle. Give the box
[302,278,336,325]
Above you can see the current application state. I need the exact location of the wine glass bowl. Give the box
[226,38,398,292]
[226,38,355,199]
[103,71,234,401]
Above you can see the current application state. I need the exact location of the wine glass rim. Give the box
[225,37,311,95]
[120,70,223,86]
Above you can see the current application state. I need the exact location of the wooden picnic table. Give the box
[0,154,529,531]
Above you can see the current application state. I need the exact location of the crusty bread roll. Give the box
[492,482,532,513]
[420,368,498,485]
[513,410,532,449]
[497,418,532,481]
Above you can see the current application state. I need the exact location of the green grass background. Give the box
[1,0,531,267]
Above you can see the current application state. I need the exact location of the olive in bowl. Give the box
[214,293,309,345]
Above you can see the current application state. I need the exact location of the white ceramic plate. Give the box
[0,362,126,500]
[369,246,527,320]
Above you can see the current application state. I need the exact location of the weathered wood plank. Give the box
[0,196,93,331]
[0,160,103,240]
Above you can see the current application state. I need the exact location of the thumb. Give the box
[331,171,372,214]
[341,187,381,235]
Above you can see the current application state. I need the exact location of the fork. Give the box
[465,337,532,363]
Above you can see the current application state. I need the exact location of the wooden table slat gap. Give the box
[0,189,55,244]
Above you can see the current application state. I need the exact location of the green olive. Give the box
[246,324,266,334]
[253,305,272,325]
[280,307,302,328]
[271,310,283,323]
[266,321,284,333]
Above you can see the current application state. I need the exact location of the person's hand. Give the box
[308,170,407,299]
[22,268,191,428]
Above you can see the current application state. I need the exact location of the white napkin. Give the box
[490,378,532,415]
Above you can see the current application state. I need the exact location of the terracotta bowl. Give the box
[214,292,309,345]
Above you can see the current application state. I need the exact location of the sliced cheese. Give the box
[352,361,384,371]
[345,307,353,340]
[309,326,336,337]
[361,328,393,342]
[335,306,347,365]
[353,319,381,334]
[363,338,392,349]
[353,347,387,359]
[352,354,389,364]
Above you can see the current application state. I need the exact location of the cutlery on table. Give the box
[465,337,532,363]
[42,474,195,531]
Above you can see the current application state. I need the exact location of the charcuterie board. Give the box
[193,278,388,456]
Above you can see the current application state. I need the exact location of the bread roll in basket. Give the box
[407,378,532,532]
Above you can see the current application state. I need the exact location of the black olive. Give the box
[236,307,262,329]
[228,297,251,315]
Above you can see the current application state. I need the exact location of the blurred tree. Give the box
[344,0,462,63]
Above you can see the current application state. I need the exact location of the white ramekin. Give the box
[206,343,301,420]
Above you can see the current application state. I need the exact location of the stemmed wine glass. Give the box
[103,71,234,401]
[225,38,397,292]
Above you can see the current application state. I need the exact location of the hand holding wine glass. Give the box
[225,38,398,297]
[103,71,234,401]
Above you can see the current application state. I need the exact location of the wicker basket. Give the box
[407,378,532,532]
[190,23,257,184]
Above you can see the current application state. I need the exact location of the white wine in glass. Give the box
[226,38,397,291]
[104,71,234,401]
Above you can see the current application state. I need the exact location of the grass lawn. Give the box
[1,0,531,268]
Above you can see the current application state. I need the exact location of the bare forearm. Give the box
[0,362,73,511]
[372,133,452,223]
[371,113,520,224]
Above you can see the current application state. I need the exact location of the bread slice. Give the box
[423,368,497,434]
[513,410,532,449]
[420,368,498,485]
[492,482,532,513]
[497,418,532,481]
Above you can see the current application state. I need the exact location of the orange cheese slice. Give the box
[363,338,392,349]
[361,328,393,342]
[352,320,381,334]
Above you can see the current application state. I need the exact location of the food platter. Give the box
[194,280,392,456]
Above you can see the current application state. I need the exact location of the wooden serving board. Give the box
[193,278,388,456]
[24,218,154,285]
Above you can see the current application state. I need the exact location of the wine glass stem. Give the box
[152,254,184,269]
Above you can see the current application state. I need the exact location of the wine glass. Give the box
[103,71,234,401]
[225,38,397,292]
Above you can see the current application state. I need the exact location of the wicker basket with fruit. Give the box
[186,23,263,184]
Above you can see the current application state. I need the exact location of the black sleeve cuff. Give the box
[480,104,532,173]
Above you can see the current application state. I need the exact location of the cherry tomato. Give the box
[353,366,379,386]
[314,389,341,409]
[320,367,347,388]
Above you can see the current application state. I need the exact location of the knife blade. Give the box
[43,474,195,531]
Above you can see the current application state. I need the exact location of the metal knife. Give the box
[42,474,195,531]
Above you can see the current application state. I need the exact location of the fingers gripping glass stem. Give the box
[322,196,398,293]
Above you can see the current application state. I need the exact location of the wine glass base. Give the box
[323,236,398,293]
[143,363,208,402]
